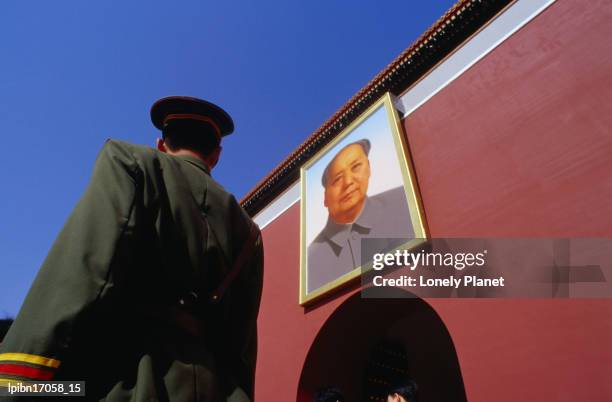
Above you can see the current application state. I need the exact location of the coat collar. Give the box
[323,196,375,248]
[177,154,211,175]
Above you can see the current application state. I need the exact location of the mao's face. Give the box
[323,144,371,223]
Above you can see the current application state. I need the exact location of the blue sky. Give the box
[0,0,456,317]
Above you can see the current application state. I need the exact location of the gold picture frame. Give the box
[300,92,428,305]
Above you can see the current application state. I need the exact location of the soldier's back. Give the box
[1,140,263,402]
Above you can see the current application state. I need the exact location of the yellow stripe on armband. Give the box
[0,378,32,388]
[0,353,61,369]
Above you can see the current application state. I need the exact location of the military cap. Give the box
[150,96,234,139]
[321,138,371,187]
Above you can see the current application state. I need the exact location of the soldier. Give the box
[0,96,264,402]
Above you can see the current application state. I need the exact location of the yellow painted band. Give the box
[0,378,32,387]
[0,353,60,369]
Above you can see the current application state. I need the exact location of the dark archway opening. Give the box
[298,291,467,402]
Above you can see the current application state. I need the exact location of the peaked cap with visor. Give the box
[150,96,234,140]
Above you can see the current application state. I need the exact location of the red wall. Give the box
[254,0,612,400]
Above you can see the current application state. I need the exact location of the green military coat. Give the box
[0,140,263,401]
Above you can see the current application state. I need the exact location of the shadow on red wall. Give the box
[297,290,466,402]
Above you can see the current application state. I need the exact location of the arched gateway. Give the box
[297,291,467,402]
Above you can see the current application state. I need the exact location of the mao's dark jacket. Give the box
[307,186,413,293]
[0,140,263,401]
